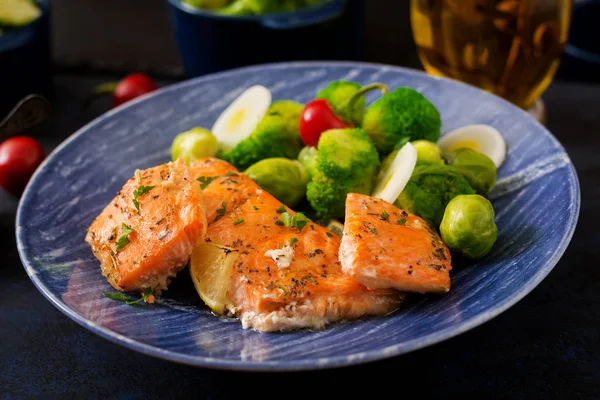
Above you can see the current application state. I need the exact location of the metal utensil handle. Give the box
[0,94,52,140]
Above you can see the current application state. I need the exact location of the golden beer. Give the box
[410,0,572,110]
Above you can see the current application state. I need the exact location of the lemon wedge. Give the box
[211,85,271,151]
[0,0,41,27]
[372,142,417,204]
[189,241,237,315]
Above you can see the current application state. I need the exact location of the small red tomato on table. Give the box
[89,73,158,109]
[0,136,46,197]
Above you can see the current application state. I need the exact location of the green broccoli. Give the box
[306,128,380,219]
[362,87,442,156]
[395,164,476,228]
[221,100,304,170]
[316,81,366,126]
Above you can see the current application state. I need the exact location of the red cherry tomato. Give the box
[0,136,46,197]
[112,73,158,108]
[299,99,350,147]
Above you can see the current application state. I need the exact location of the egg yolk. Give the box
[447,140,480,152]
[227,108,247,133]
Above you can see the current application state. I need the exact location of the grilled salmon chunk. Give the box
[190,158,405,332]
[340,193,452,293]
[86,158,207,293]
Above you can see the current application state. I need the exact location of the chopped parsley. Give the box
[379,210,390,221]
[281,212,310,231]
[253,206,259,211]
[326,232,334,238]
[132,185,155,213]
[115,223,134,252]
[215,201,227,222]
[274,220,285,226]
[276,205,287,213]
[103,287,153,305]
[197,176,218,189]
[397,218,407,226]
[225,171,238,176]
[233,218,245,225]
[289,237,298,246]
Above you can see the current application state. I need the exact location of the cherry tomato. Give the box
[299,99,350,147]
[0,136,46,197]
[112,73,158,107]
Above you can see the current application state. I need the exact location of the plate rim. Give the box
[15,61,581,371]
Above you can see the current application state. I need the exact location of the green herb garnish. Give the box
[276,205,287,213]
[326,232,334,238]
[281,212,310,231]
[233,218,245,225]
[115,223,134,251]
[225,171,238,176]
[132,185,155,213]
[103,287,153,305]
[397,218,407,225]
[274,220,285,226]
[289,237,298,246]
[215,201,227,222]
[379,210,390,221]
[197,176,219,189]
[253,206,259,211]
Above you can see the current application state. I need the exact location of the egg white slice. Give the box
[437,124,507,168]
[372,142,417,204]
[211,85,272,151]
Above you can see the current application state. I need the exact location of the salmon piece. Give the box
[190,158,405,332]
[340,193,452,293]
[86,158,207,293]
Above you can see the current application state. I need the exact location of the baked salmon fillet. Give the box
[86,158,207,293]
[190,158,405,332]
[340,193,452,293]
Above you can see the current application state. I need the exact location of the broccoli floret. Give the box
[306,128,380,219]
[395,165,476,228]
[221,100,304,170]
[316,81,366,126]
[362,87,441,155]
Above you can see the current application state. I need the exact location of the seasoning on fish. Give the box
[340,193,452,293]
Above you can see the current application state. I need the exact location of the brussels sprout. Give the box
[245,158,309,208]
[297,146,318,179]
[412,140,444,165]
[440,195,498,259]
[171,128,219,163]
[444,148,496,194]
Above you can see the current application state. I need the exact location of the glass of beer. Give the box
[410,0,573,120]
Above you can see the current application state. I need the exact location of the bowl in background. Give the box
[557,0,600,82]
[166,0,366,77]
[0,0,52,119]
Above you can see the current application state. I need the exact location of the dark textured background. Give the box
[1,1,599,399]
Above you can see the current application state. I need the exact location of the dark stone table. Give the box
[1,74,599,399]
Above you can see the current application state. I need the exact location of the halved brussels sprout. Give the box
[412,140,444,165]
[444,148,496,194]
[245,158,309,208]
[171,127,219,163]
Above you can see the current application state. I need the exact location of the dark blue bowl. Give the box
[167,0,365,77]
[0,0,52,118]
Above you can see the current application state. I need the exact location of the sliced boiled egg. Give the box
[211,85,272,151]
[372,142,417,204]
[437,124,507,168]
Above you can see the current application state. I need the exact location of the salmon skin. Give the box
[86,158,207,293]
[340,193,452,293]
[190,158,405,332]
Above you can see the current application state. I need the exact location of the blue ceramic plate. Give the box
[16,62,580,371]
